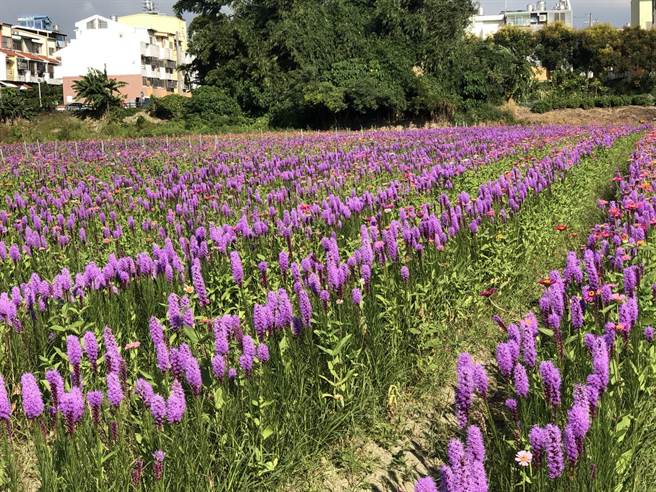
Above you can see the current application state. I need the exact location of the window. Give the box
[1,37,10,49]
[98,20,108,29]
[86,20,95,29]
[13,39,21,50]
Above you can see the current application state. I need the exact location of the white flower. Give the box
[515,450,532,467]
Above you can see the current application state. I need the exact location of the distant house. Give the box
[468,1,573,40]
[467,13,505,39]
[631,0,656,29]
[0,16,66,86]
[56,13,191,106]
[504,1,573,30]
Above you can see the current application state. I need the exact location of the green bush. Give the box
[454,101,515,125]
[530,100,553,113]
[184,87,247,129]
[632,94,653,106]
[580,97,594,109]
[149,94,187,120]
[0,89,35,123]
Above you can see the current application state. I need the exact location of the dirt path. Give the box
[508,102,656,126]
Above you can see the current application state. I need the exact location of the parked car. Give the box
[65,102,89,112]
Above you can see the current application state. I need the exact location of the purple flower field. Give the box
[0,125,652,490]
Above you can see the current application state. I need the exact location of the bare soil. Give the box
[507,101,656,126]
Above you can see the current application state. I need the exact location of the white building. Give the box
[468,1,573,39]
[631,0,655,29]
[504,0,573,30]
[55,13,190,105]
[468,12,505,38]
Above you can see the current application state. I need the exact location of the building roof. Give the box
[0,47,59,64]
[11,25,67,37]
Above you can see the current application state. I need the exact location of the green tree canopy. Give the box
[174,0,475,127]
[72,68,126,117]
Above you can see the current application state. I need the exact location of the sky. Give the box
[1,0,189,35]
[0,0,633,36]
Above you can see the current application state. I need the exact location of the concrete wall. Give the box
[118,13,188,52]
[55,19,146,79]
[63,74,171,104]
[467,15,505,38]
[631,0,653,28]
[0,53,6,81]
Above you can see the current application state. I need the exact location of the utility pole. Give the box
[588,12,593,28]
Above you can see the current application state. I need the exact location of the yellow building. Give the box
[1,20,64,85]
[117,12,189,96]
[631,0,655,29]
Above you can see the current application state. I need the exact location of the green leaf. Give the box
[261,427,274,441]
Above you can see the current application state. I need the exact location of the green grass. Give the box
[284,134,643,491]
[0,132,643,492]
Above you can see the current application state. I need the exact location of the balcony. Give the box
[17,73,39,83]
[140,43,161,59]
[141,66,158,78]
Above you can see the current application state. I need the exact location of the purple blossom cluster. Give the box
[416,128,656,489]
[0,126,647,488]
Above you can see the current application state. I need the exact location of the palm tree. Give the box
[0,89,35,123]
[72,68,126,117]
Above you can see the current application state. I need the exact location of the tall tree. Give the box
[174,0,475,126]
[534,23,576,74]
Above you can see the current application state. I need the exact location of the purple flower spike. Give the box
[230,251,244,286]
[86,390,103,424]
[153,449,165,481]
[191,258,209,307]
[256,343,270,363]
[495,343,513,378]
[544,424,564,479]
[0,375,11,423]
[351,287,362,306]
[66,335,83,386]
[60,387,85,433]
[21,373,44,419]
[166,380,186,424]
[539,361,562,408]
[414,476,437,492]
[107,372,124,408]
[82,331,99,371]
[45,369,64,409]
[513,363,529,399]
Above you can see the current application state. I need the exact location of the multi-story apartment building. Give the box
[56,12,190,106]
[468,1,573,39]
[504,0,573,30]
[0,16,66,86]
[631,0,656,29]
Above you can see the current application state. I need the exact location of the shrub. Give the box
[0,89,35,123]
[530,100,553,113]
[184,87,246,129]
[455,101,515,124]
[632,94,654,106]
[149,95,188,120]
[580,97,594,109]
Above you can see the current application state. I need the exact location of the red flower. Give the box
[480,287,497,298]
